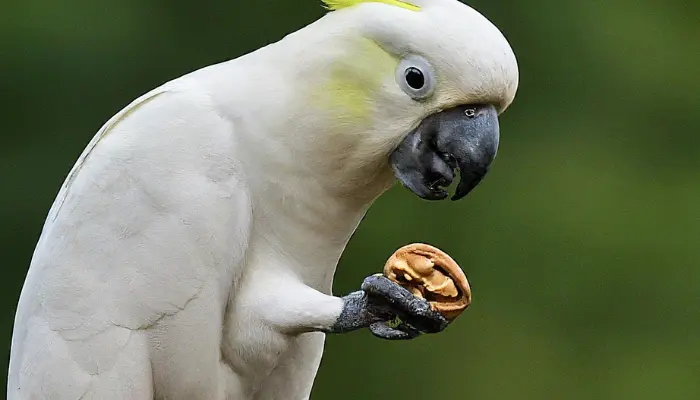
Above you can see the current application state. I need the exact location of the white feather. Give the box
[8,0,518,399]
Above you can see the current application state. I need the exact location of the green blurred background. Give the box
[2,0,699,398]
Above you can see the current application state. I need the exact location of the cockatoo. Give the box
[7,0,518,398]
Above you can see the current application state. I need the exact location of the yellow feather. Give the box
[310,39,399,124]
[322,0,420,12]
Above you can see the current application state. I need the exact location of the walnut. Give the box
[383,243,471,321]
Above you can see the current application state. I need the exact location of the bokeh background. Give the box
[2,0,699,398]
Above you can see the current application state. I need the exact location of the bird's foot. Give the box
[327,274,448,340]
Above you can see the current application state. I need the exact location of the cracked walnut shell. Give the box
[383,243,471,321]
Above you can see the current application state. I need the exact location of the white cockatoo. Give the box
[8,0,518,398]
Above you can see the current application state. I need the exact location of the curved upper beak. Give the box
[389,104,500,201]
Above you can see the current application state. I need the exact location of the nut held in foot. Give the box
[383,243,471,321]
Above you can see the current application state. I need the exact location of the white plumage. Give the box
[8,1,518,398]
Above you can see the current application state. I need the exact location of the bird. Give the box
[7,0,518,398]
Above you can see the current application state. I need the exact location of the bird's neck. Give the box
[189,23,402,291]
[248,189,376,293]
[236,127,395,292]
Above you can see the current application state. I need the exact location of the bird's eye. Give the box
[396,55,436,100]
[405,67,425,89]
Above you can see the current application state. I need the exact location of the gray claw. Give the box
[361,275,449,334]
[369,320,421,340]
[325,275,449,338]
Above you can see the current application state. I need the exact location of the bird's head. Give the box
[252,0,518,203]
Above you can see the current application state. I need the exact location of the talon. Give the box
[327,274,449,338]
[362,275,449,334]
[369,321,421,340]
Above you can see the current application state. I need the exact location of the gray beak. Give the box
[389,104,500,201]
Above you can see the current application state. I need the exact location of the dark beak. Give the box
[389,104,500,201]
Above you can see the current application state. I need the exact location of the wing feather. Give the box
[9,81,251,399]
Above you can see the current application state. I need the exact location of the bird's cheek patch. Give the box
[310,39,398,125]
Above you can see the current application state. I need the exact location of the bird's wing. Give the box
[9,82,252,399]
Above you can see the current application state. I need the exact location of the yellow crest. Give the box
[322,0,420,12]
